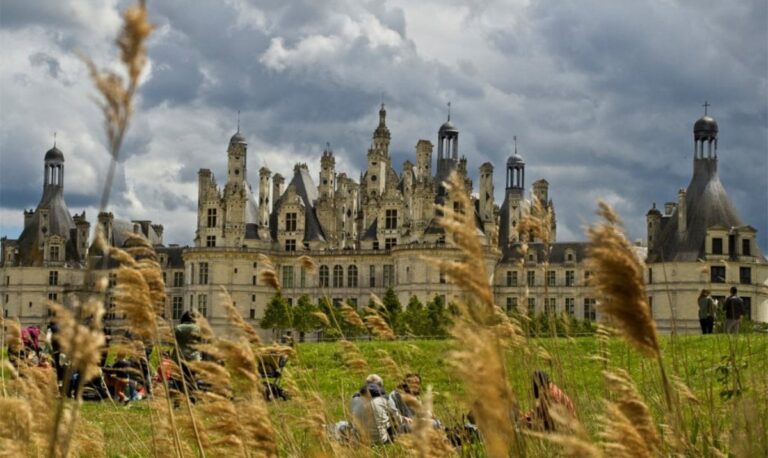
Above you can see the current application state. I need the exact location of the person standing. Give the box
[697,289,716,334]
[723,286,745,334]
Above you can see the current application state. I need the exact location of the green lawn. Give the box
[74,333,767,456]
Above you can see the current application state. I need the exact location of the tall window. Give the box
[584,298,596,321]
[739,267,751,285]
[48,271,58,286]
[565,270,575,286]
[565,298,575,316]
[48,292,58,302]
[49,245,60,261]
[285,239,296,252]
[742,297,752,320]
[439,271,446,284]
[506,297,518,314]
[347,265,358,288]
[173,272,184,287]
[383,265,395,288]
[546,271,556,287]
[207,208,217,227]
[506,271,518,287]
[206,235,216,247]
[526,271,535,287]
[300,268,307,288]
[369,266,376,288]
[711,265,726,283]
[282,266,294,288]
[190,264,195,285]
[319,265,329,288]
[333,265,344,288]
[199,262,209,285]
[385,238,397,249]
[648,268,653,284]
[385,209,398,230]
[527,298,536,316]
[197,295,208,317]
[742,239,751,256]
[172,296,183,320]
[545,298,557,314]
[712,237,723,255]
[584,271,592,284]
[285,212,297,232]
[105,296,115,320]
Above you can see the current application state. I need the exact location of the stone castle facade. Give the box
[1,106,766,337]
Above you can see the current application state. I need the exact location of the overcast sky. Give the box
[1,0,766,249]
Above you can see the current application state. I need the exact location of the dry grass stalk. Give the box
[340,303,366,330]
[374,349,403,382]
[339,340,368,375]
[364,313,395,340]
[297,255,318,274]
[533,405,602,458]
[585,202,659,358]
[518,194,553,248]
[400,386,456,457]
[257,255,281,291]
[219,288,261,345]
[602,369,660,452]
[598,401,655,458]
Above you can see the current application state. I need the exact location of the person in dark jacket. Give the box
[697,289,716,334]
[723,286,745,334]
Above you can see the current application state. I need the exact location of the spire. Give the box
[378,103,386,126]
[53,131,57,147]
[447,101,451,121]
[237,110,241,133]
[702,101,710,116]
[513,135,517,155]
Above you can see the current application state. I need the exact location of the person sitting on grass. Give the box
[388,373,423,432]
[350,374,401,445]
[525,370,575,431]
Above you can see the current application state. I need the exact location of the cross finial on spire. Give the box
[326,141,331,151]
[237,110,241,132]
[513,135,517,154]
[447,101,451,121]
[53,132,57,147]
[703,101,710,116]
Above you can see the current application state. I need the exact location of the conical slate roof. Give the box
[649,159,745,262]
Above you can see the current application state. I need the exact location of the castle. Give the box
[1,105,766,337]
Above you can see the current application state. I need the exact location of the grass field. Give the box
[75,333,767,457]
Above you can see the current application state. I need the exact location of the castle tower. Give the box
[366,105,389,197]
[415,140,433,181]
[646,203,662,251]
[499,140,525,246]
[479,162,495,223]
[436,105,459,184]
[44,143,65,190]
[372,103,391,155]
[259,166,271,227]
[227,130,247,185]
[319,143,336,199]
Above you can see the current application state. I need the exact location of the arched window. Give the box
[319,265,329,288]
[333,265,344,288]
[348,265,358,288]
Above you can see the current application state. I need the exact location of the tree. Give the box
[381,288,404,334]
[293,294,320,342]
[402,295,430,337]
[260,293,292,339]
[426,295,452,337]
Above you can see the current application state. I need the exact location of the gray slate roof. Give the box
[15,186,77,266]
[648,159,753,262]
[270,166,326,242]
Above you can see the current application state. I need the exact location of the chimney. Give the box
[664,202,676,216]
[24,209,34,227]
[272,173,285,203]
[677,188,687,235]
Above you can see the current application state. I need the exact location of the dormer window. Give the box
[49,245,60,261]
[712,237,723,255]
[742,239,751,256]
[285,213,297,232]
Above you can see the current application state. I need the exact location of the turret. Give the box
[372,104,391,155]
[259,167,271,226]
[646,203,662,251]
[479,162,495,223]
[436,104,459,182]
[227,130,247,185]
[415,140,433,181]
[272,173,285,202]
[74,211,90,261]
[319,144,336,199]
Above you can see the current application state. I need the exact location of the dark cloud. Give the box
[0,0,765,249]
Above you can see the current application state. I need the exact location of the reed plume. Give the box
[257,255,281,291]
[585,202,659,358]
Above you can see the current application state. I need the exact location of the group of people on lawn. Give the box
[345,370,576,446]
[697,286,747,335]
